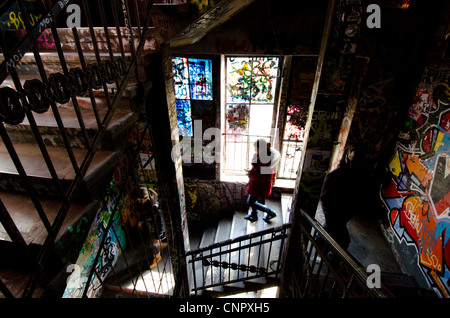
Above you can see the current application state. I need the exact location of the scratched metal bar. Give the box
[97,0,121,90]
[11,0,68,199]
[82,0,113,110]
[71,27,103,128]
[111,0,126,59]
[43,0,92,151]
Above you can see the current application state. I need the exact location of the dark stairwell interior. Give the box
[0,0,449,299]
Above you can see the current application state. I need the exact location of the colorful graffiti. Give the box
[63,155,130,298]
[184,178,249,221]
[284,103,309,140]
[381,67,450,297]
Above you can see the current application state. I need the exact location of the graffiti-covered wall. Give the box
[381,66,450,297]
[184,178,249,222]
[63,154,130,298]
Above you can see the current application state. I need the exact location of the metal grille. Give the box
[186,223,290,296]
[0,0,155,298]
[284,209,392,298]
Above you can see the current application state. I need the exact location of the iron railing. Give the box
[77,116,177,298]
[285,209,393,298]
[0,0,155,298]
[186,223,291,296]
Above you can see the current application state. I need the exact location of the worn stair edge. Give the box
[262,199,284,280]
[0,142,122,201]
[0,191,98,247]
[225,210,247,290]
[1,75,151,103]
[5,106,140,151]
[210,217,232,293]
[3,27,157,55]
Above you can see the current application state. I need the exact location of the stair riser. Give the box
[0,173,91,202]
[5,111,138,151]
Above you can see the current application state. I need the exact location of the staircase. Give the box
[0,0,163,298]
[187,193,292,297]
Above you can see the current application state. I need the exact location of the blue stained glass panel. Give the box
[188,58,213,100]
[172,57,190,99]
[175,99,192,136]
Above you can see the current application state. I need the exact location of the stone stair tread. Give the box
[8,104,138,136]
[0,266,45,298]
[191,196,290,296]
[0,141,120,182]
[211,217,232,292]
[3,27,157,54]
[0,74,147,100]
[0,190,96,246]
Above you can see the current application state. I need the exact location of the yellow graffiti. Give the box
[389,150,402,177]
[191,0,215,14]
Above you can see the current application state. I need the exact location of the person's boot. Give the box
[244,212,258,222]
[263,209,276,222]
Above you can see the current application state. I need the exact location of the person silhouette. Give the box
[244,138,280,222]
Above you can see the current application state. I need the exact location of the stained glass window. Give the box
[188,58,213,100]
[283,104,308,140]
[172,57,213,136]
[175,100,193,136]
[172,57,190,100]
[223,57,280,173]
[226,57,279,103]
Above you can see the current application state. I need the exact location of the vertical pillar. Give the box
[145,44,190,297]
[278,0,336,297]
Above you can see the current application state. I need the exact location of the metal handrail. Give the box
[295,209,392,298]
[186,223,291,295]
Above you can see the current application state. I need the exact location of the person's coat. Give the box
[248,148,280,198]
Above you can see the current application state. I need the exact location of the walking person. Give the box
[319,145,364,250]
[244,138,280,222]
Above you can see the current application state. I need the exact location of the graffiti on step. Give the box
[381,67,450,297]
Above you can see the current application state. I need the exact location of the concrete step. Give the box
[0,191,99,298]
[0,74,151,112]
[210,217,232,292]
[3,27,156,54]
[193,197,290,296]
[0,142,121,201]
[5,105,140,151]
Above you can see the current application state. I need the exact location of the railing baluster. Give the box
[82,0,113,110]
[111,0,126,59]
[186,224,291,293]
[43,0,91,151]
[0,29,67,200]
[98,0,121,90]
[71,27,103,129]
[0,277,14,298]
